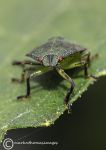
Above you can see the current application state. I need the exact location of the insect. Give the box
[12,36,97,113]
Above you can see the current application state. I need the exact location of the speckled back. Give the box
[26,36,87,61]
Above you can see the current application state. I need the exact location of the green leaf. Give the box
[0,0,106,142]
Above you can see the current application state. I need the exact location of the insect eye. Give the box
[58,56,63,61]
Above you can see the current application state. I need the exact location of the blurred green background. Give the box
[0,0,106,149]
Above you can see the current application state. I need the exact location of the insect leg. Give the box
[11,60,41,83]
[12,60,41,67]
[12,69,26,83]
[17,68,50,100]
[84,53,97,79]
[84,63,89,77]
[11,66,36,83]
[56,66,75,113]
[17,76,31,99]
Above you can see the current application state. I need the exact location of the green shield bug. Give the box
[12,36,97,113]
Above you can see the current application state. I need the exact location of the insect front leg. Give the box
[56,66,75,113]
[17,71,41,100]
[17,67,50,100]
[17,75,31,99]
[11,61,41,83]
[11,66,37,83]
